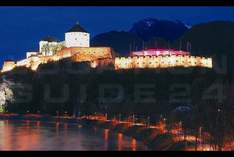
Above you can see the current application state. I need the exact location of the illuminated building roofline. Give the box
[114,55,212,70]
[130,48,190,57]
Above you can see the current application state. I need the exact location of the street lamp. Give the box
[105,113,108,120]
[78,111,81,117]
[119,113,121,122]
[56,111,59,117]
[199,127,202,147]
[147,116,150,127]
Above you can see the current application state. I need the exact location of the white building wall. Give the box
[16,59,29,67]
[39,41,64,56]
[39,41,47,53]
[65,32,90,48]
[26,52,38,58]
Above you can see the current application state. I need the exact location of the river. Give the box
[0,120,148,150]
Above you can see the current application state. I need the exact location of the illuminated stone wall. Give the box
[90,59,113,68]
[70,47,114,68]
[1,47,114,73]
[114,55,212,70]
[1,46,212,73]
[70,47,113,62]
[1,61,16,72]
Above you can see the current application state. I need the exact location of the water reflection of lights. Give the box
[73,114,234,151]
[131,138,137,151]
[56,122,60,136]
[56,122,60,128]
[186,145,214,151]
[16,131,40,150]
[94,127,97,132]
[104,129,109,141]
[64,123,68,129]
[1,122,13,150]
[0,119,149,150]
[103,129,109,150]
[36,121,40,127]
[223,141,234,150]
[0,121,5,126]
[117,133,123,151]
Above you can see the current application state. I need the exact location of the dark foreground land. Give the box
[0,59,234,150]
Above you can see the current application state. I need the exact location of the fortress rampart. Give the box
[1,47,114,73]
[0,23,213,73]
[2,60,16,72]
[1,53,213,73]
[114,55,212,70]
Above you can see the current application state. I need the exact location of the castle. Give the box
[1,22,114,72]
[1,23,212,73]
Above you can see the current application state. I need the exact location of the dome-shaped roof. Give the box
[67,22,88,33]
[41,36,58,42]
[4,59,15,62]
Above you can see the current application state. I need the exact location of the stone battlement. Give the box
[114,55,212,70]
[1,48,213,73]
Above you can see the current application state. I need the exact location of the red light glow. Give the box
[104,129,109,141]
[131,138,137,151]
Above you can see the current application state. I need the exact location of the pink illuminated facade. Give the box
[115,48,212,70]
[130,48,190,57]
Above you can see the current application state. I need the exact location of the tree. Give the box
[51,44,65,55]
[41,43,50,56]
[0,79,14,113]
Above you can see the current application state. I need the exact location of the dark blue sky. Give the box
[0,6,234,66]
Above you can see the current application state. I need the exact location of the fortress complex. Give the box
[1,23,212,73]
[1,23,114,72]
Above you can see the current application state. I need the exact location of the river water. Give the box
[0,120,148,150]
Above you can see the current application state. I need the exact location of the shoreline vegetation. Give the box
[0,113,213,151]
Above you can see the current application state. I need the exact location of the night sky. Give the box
[0,6,234,66]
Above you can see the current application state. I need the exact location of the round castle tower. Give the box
[65,22,90,48]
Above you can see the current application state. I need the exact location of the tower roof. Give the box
[67,22,88,33]
[4,59,15,62]
[41,36,58,42]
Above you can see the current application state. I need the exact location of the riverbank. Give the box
[79,118,192,150]
[0,113,193,150]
